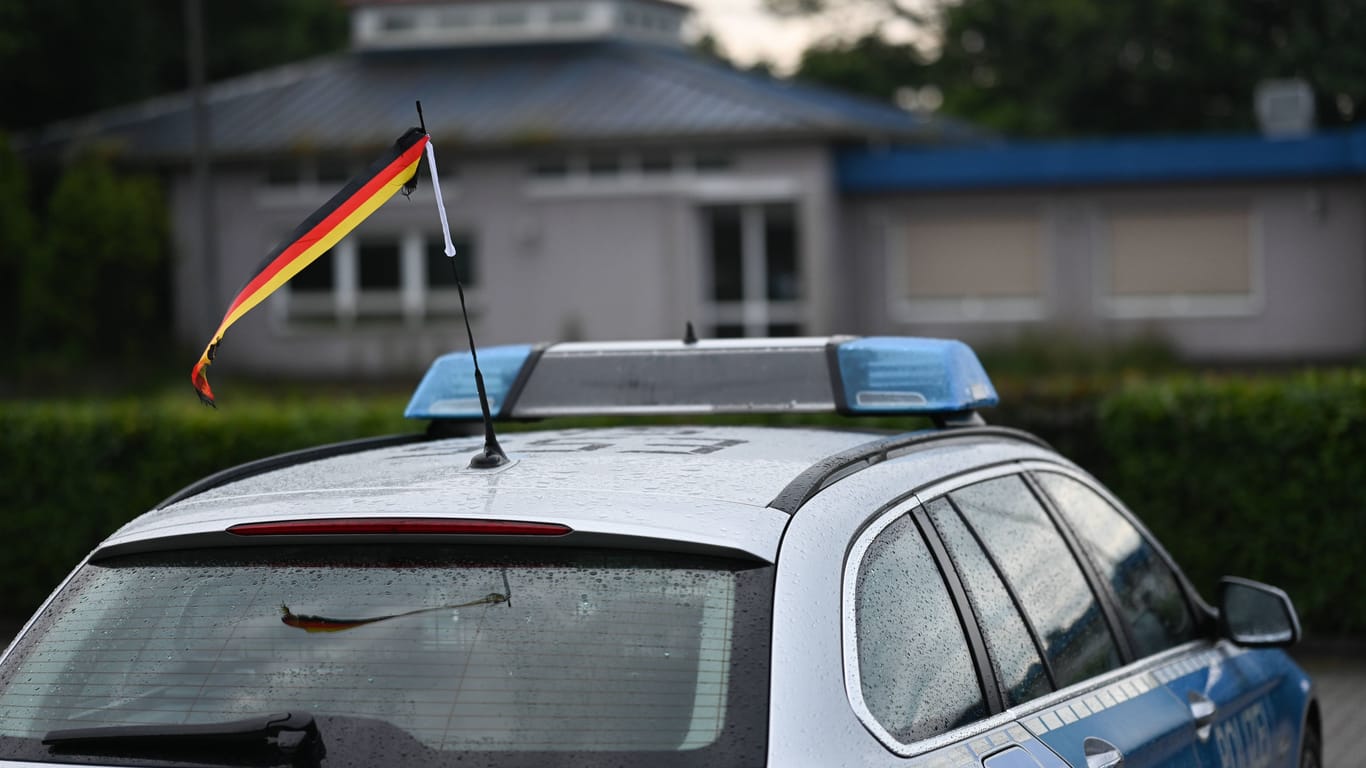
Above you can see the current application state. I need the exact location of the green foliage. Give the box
[0,133,35,370]
[796,34,931,103]
[0,0,348,132]
[0,395,411,620]
[1097,371,1366,637]
[2,373,1362,641]
[787,0,1366,136]
[19,153,169,377]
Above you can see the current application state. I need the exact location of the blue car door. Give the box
[923,472,1202,767]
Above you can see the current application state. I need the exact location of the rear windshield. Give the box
[0,545,772,767]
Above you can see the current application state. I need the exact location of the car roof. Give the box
[101,426,871,557]
[100,424,1059,562]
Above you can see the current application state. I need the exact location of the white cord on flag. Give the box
[424,140,458,258]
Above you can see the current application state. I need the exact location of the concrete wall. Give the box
[842,180,1366,362]
[172,142,836,379]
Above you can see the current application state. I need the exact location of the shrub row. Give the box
[1092,370,1366,638]
[1,372,1361,637]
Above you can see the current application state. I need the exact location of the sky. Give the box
[686,0,825,72]
[685,0,903,73]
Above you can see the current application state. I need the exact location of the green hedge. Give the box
[0,395,411,618]
[1,373,1362,638]
[1095,370,1366,638]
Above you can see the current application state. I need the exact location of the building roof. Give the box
[837,125,1366,192]
[31,41,966,162]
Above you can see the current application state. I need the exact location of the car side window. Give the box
[854,513,987,744]
[950,476,1121,688]
[1034,472,1198,657]
[925,497,1053,707]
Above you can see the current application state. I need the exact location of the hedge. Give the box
[1,372,1362,638]
[0,395,411,619]
[1094,370,1366,638]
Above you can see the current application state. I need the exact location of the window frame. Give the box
[1090,200,1265,320]
[840,461,1218,757]
[841,498,996,753]
[883,206,1053,325]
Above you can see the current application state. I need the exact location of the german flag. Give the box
[192,127,429,406]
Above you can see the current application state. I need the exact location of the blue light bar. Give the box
[835,337,998,414]
[406,336,999,422]
[404,344,534,420]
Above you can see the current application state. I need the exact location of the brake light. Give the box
[228,518,572,536]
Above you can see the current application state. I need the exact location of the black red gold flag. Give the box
[191,127,429,405]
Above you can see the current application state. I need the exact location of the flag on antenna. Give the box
[191,127,429,406]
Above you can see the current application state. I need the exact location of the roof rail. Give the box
[767,426,1050,514]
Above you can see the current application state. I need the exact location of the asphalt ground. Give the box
[0,616,1360,766]
[1295,652,1366,768]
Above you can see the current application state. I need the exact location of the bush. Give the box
[2,372,1362,640]
[1096,371,1366,637]
[0,395,410,619]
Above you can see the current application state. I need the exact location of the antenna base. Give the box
[468,449,508,470]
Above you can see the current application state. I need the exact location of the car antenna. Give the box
[683,321,698,345]
[417,100,507,469]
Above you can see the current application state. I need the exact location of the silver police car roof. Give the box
[100,426,883,561]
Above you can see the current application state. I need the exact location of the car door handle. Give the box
[1188,691,1217,741]
[1083,736,1123,768]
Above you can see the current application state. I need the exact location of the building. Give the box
[28,0,1366,375]
[838,129,1366,362]
[31,0,965,379]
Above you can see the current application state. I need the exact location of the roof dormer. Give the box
[350,0,691,51]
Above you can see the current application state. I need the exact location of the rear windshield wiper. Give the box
[43,711,324,765]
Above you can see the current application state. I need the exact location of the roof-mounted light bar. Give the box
[404,336,998,423]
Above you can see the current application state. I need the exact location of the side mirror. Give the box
[1218,576,1301,648]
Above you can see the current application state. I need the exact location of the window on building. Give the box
[891,213,1046,323]
[1034,473,1198,658]
[281,231,478,329]
[265,158,302,187]
[1102,206,1257,317]
[703,203,802,338]
[640,150,674,174]
[380,11,417,31]
[492,7,527,26]
[950,476,1121,688]
[549,4,586,24]
[694,152,734,173]
[438,8,473,27]
[853,513,987,745]
[316,153,352,185]
[587,153,621,177]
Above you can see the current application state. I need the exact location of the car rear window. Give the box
[0,544,771,767]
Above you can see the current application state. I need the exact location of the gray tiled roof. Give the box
[33,41,971,160]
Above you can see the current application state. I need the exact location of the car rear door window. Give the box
[0,545,771,768]
[1034,472,1198,657]
[925,497,1052,707]
[853,513,987,744]
[950,476,1121,688]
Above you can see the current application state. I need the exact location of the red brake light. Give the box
[227,518,573,536]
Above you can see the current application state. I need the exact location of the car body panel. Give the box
[0,417,1317,768]
[767,437,1063,766]
[1156,644,1313,768]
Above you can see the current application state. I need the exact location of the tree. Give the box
[796,34,931,104]
[0,0,347,132]
[20,153,169,377]
[0,133,36,374]
[779,0,1366,136]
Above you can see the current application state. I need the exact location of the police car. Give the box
[0,337,1318,768]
